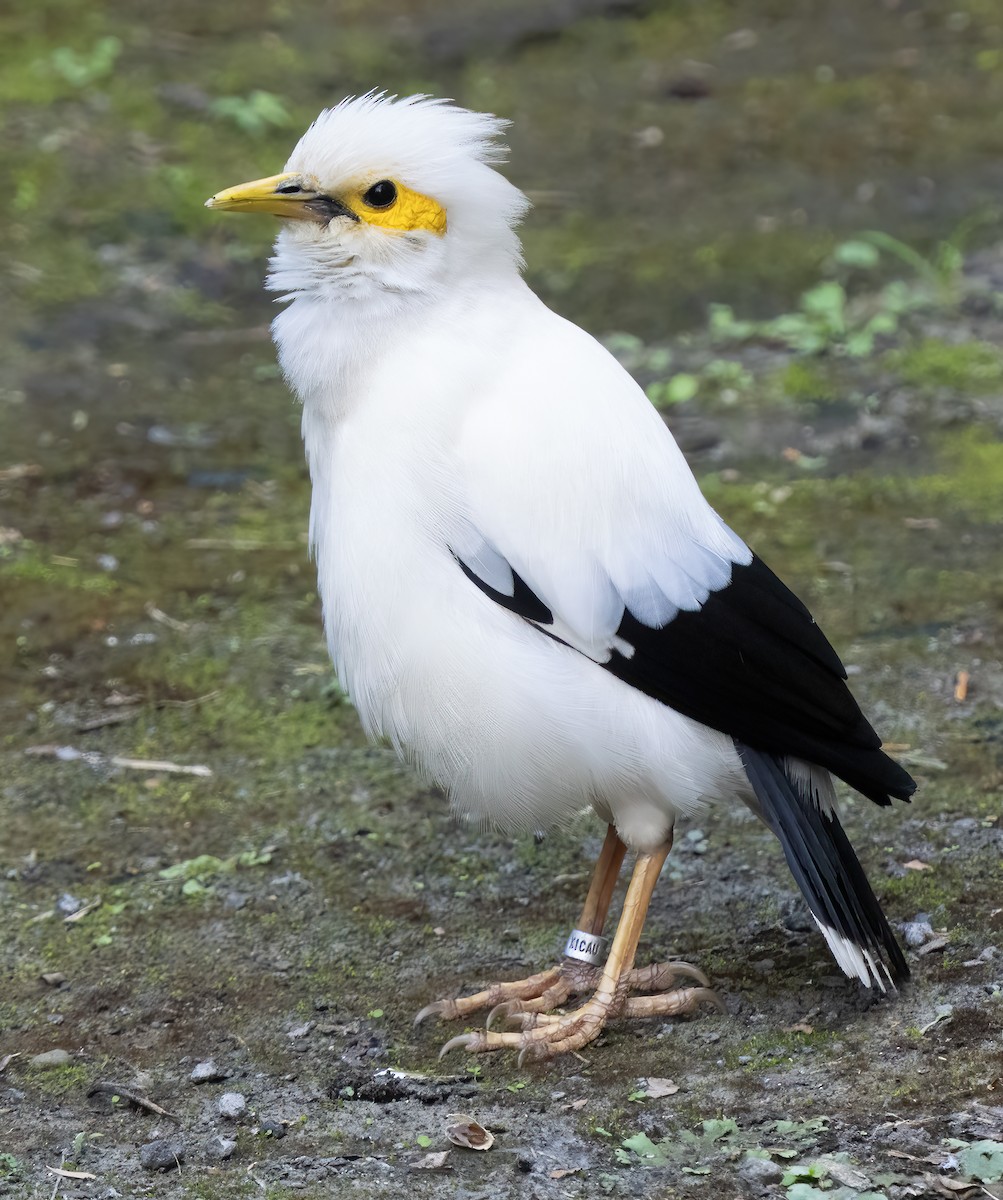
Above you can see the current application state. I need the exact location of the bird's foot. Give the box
[419,957,721,1062]
[410,960,587,1027]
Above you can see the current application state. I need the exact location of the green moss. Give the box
[2,545,119,594]
[775,360,840,405]
[888,337,1003,392]
[27,1063,90,1096]
[727,1028,836,1071]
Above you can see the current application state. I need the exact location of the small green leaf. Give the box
[945,1138,1003,1182]
[782,1161,828,1186]
[833,239,881,269]
[701,1118,738,1142]
[665,373,699,404]
[416,1135,432,1149]
[620,1132,668,1163]
[785,1186,829,1200]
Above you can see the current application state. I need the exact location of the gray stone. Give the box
[139,1138,185,1171]
[218,1091,247,1119]
[902,920,934,947]
[190,1059,224,1084]
[29,1049,72,1069]
[205,1135,237,1161]
[737,1155,784,1187]
[258,1116,286,1139]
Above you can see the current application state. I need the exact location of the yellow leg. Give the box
[577,824,627,935]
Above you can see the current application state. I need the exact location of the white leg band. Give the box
[564,928,608,966]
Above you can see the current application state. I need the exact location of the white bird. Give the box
[206,92,915,1061]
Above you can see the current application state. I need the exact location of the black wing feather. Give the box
[604,555,915,805]
[459,550,915,807]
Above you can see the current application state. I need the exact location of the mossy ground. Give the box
[2,1,1003,1197]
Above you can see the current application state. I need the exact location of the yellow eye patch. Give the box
[344,179,447,236]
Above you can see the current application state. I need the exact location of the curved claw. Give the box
[669,962,711,988]
[415,999,454,1026]
[699,987,727,1015]
[485,1001,513,1031]
[438,1032,477,1060]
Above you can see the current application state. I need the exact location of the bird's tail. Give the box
[737,743,909,990]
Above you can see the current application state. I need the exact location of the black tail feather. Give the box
[738,743,909,987]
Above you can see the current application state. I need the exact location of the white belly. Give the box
[304,404,746,853]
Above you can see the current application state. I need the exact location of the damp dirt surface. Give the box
[2,2,1003,1197]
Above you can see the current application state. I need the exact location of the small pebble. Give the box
[29,1049,72,1069]
[218,1091,247,1119]
[902,920,934,948]
[139,1138,185,1171]
[205,1135,236,1161]
[258,1117,286,1139]
[287,1021,315,1040]
[190,1059,224,1084]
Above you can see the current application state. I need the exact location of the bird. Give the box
[205,91,916,1061]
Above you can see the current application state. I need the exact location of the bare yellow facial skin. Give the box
[348,180,447,236]
[205,172,447,236]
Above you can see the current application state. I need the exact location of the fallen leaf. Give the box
[549,1168,581,1179]
[412,1151,450,1170]
[64,899,102,923]
[925,1174,981,1195]
[46,1168,98,1180]
[643,1077,680,1098]
[919,1004,954,1035]
[561,1098,588,1111]
[903,860,933,871]
[953,671,970,702]
[445,1115,494,1151]
[917,935,950,956]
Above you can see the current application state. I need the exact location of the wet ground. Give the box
[2,1,1002,1197]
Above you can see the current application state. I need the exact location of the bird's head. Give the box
[206,92,529,306]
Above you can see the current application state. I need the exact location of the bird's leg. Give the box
[439,840,719,1061]
[489,827,711,1027]
[414,825,626,1027]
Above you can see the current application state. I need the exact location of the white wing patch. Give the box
[456,521,747,667]
[452,526,516,597]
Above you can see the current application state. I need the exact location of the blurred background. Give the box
[1,1,1002,1193]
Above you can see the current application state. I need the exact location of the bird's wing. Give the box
[452,311,913,805]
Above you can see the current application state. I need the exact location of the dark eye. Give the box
[362,180,397,209]
[275,182,303,195]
